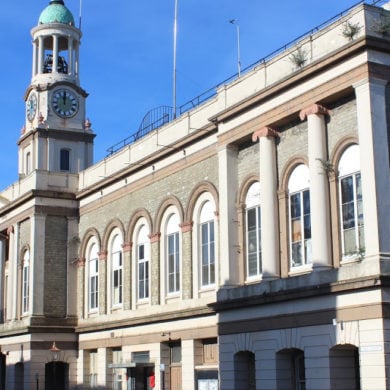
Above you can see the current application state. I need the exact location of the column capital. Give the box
[252,127,280,142]
[180,221,193,233]
[122,242,132,253]
[98,251,107,261]
[75,257,86,268]
[149,232,161,243]
[299,104,331,121]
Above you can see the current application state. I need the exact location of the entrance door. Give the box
[45,361,69,390]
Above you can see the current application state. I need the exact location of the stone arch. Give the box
[185,180,219,222]
[329,136,359,176]
[237,174,259,208]
[79,227,101,260]
[101,218,125,251]
[279,156,308,192]
[154,195,184,234]
[127,208,153,244]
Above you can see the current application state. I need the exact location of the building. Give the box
[0,0,390,389]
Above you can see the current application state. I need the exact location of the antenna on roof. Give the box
[79,0,83,29]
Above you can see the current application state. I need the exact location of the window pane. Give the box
[341,176,354,203]
[290,193,301,218]
[292,242,302,266]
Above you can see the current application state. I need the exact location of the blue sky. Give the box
[0,0,369,190]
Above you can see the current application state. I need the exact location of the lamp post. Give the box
[173,0,179,119]
[50,342,60,361]
[229,19,241,77]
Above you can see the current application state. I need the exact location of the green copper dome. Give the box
[38,0,75,26]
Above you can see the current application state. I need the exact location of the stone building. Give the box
[0,0,390,389]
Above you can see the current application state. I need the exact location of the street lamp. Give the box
[229,19,241,77]
[50,342,60,361]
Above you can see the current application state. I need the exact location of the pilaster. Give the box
[150,233,161,305]
[122,242,132,311]
[76,257,85,319]
[180,222,193,300]
[98,251,107,315]
[354,78,390,258]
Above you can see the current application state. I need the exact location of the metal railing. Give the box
[106,0,385,157]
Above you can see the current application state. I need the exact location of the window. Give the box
[22,250,30,314]
[89,350,98,389]
[245,182,261,278]
[338,145,364,258]
[200,201,215,287]
[88,243,99,311]
[288,165,311,267]
[137,225,150,301]
[112,349,124,390]
[166,214,180,294]
[25,152,31,175]
[60,148,70,171]
[111,235,123,306]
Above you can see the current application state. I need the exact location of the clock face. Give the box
[52,88,79,118]
[26,93,37,121]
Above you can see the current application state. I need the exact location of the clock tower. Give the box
[19,0,95,177]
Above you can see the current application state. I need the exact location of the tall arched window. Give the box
[245,182,261,279]
[338,145,364,258]
[22,250,30,314]
[88,243,99,312]
[166,214,180,295]
[136,225,150,301]
[25,152,31,175]
[200,201,215,287]
[111,234,123,307]
[288,165,311,267]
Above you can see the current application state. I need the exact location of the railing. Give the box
[106,0,384,157]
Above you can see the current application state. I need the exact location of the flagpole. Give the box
[173,0,178,119]
[229,19,241,77]
[79,0,83,29]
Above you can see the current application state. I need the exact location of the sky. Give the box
[0,0,378,190]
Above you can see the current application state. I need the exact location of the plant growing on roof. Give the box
[289,47,307,69]
[342,21,361,40]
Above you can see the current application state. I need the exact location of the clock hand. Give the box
[62,91,66,104]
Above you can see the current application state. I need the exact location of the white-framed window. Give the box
[166,214,180,295]
[288,164,311,267]
[200,201,215,287]
[245,182,261,279]
[338,145,364,258]
[88,243,99,312]
[89,350,98,388]
[22,250,30,314]
[111,234,123,307]
[136,225,150,301]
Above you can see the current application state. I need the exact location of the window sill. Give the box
[288,264,312,276]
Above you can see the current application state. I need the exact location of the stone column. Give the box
[218,145,239,285]
[252,127,280,279]
[32,39,37,77]
[150,233,161,305]
[300,104,332,269]
[76,258,85,319]
[122,242,132,311]
[38,36,44,74]
[354,78,390,258]
[180,222,193,300]
[0,234,5,323]
[68,38,74,75]
[52,34,59,73]
[98,250,107,315]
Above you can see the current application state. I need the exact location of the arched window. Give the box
[234,351,256,390]
[276,348,306,390]
[200,201,215,287]
[136,225,150,301]
[166,214,180,294]
[338,145,364,258]
[88,243,99,312]
[22,250,30,314]
[245,182,261,279]
[288,165,311,267]
[111,234,123,307]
